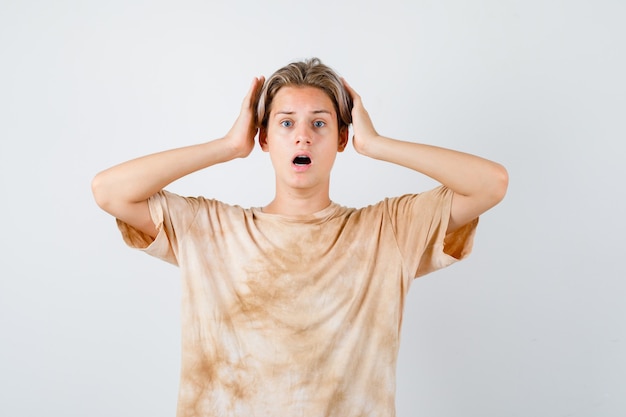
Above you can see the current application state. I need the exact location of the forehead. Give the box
[271,86,335,115]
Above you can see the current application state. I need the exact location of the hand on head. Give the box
[341,78,380,156]
[225,76,265,158]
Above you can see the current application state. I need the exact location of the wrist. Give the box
[355,134,384,158]
[205,137,245,162]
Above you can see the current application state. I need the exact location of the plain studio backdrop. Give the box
[1,0,625,416]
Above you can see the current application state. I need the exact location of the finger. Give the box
[243,76,264,109]
[341,77,359,98]
[341,78,364,109]
[254,76,265,97]
[341,77,353,96]
[248,79,255,98]
[251,76,265,112]
[241,78,256,108]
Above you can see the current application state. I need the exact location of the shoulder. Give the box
[151,190,254,231]
[383,186,452,214]
[155,190,248,213]
[350,186,449,214]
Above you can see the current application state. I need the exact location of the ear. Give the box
[337,126,349,152]
[259,127,269,152]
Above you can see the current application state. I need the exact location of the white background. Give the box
[1,0,625,416]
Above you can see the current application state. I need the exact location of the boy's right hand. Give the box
[225,76,265,158]
[92,76,267,239]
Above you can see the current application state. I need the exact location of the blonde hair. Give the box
[256,58,353,131]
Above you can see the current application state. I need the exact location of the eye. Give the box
[280,120,293,128]
[313,120,326,128]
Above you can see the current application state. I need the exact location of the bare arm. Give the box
[343,80,508,233]
[91,76,265,238]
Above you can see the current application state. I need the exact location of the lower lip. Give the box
[292,163,311,172]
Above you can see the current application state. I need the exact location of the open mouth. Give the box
[293,155,312,166]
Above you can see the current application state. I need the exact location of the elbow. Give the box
[489,163,509,205]
[91,171,112,212]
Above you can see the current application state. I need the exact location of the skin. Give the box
[342,79,508,232]
[91,75,508,239]
[259,86,349,215]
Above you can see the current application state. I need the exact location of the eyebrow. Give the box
[274,109,333,116]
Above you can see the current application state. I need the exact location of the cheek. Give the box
[267,142,289,165]
[266,126,290,143]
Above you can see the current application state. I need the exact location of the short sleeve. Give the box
[116,190,201,266]
[386,186,478,279]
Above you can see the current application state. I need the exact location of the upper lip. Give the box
[291,151,312,162]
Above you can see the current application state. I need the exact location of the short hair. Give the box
[256,58,353,131]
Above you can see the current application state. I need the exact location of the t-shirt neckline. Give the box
[251,202,341,223]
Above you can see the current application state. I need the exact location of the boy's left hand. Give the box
[342,78,381,157]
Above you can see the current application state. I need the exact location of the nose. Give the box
[295,125,313,146]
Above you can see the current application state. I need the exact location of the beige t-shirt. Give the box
[117,185,477,417]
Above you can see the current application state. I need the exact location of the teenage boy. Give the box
[92,58,508,417]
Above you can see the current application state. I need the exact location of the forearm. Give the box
[343,79,507,230]
[359,135,508,200]
[92,137,239,208]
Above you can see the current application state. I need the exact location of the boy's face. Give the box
[260,86,348,192]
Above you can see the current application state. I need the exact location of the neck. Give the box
[263,187,332,216]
